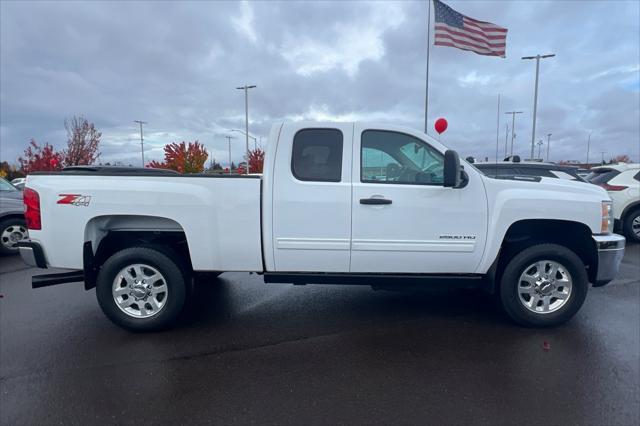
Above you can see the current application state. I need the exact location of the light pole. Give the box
[236,85,256,174]
[504,123,509,158]
[522,54,555,161]
[230,129,257,150]
[546,133,552,162]
[504,111,523,156]
[586,132,592,165]
[225,135,235,174]
[537,140,544,160]
[601,151,607,165]
[133,120,147,166]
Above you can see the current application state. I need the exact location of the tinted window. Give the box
[291,129,343,182]
[0,178,17,192]
[589,169,620,185]
[515,168,555,178]
[634,171,640,182]
[361,130,444,185]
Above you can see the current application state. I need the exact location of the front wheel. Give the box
[499,244,588,327]
[96,247,188,332]
[623,209,640,243]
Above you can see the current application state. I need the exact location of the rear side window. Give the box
[291,129,343,182]
[634,171,640,182]
[589,169,620,185]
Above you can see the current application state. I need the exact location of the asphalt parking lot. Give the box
[1,244,639,425]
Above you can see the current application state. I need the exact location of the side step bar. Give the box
[32,271,85,289]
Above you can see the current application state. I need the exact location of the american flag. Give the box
[433,0,507,58]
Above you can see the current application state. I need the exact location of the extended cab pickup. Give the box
[19,122,626,331]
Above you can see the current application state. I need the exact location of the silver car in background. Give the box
[0,177,27,255]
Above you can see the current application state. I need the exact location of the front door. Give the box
[350,125,488,274]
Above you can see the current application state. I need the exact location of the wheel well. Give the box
[83,215,193,290]
[0,214,25,224]
[496,219,598,286]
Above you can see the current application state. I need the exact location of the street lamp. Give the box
[586,132,592,165]
[504,111,523,156]
[230,129,257,150]
[133,120,147,166]
[546,133,552,162]
[522,54,555,161]
[236,85,256,174]
[537,139,544,160]
[225,135,236,174]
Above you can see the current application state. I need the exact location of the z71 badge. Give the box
[57,194,92,206]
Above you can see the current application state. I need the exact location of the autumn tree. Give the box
[247,148,265,173]
[62,115,102,167]
[18,139,63,173]
[612,154,631,163]
[146,141,208,173]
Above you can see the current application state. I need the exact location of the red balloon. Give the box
[434,118,448,134]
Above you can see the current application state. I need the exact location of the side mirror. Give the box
[443,150,462,188]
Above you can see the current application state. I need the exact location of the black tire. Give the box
[499,243,588,327]
[96,247,188,332]
[622,208,640,243]
[0,217,27,256]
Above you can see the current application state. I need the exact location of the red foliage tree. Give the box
[613,154,631,163]
[62,115,102,166]
[146,141,208,173]
[247,148,265,173]
[18,139,63,173]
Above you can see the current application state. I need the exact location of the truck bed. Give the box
[26,170,264,272]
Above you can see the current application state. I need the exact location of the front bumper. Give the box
[592,234,625,286]
[16,241,47,269]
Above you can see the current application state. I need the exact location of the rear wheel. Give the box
[96,247,188,332]
[499,244,588,327]
[0,217,28,255]
[623,209,640,243]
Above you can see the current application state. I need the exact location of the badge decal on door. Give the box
[439,235,476,240]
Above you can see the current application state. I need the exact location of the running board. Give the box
[263,272,486,289]
[32,271,85,289]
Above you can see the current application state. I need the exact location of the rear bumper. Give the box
[16,241,47,269]
[592,234,626,286]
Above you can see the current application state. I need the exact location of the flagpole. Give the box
[424,0,432,134]
[495,93,500,162]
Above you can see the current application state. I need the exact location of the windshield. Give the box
[0,178,18,192]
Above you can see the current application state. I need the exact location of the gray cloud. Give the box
[1,0,639,167]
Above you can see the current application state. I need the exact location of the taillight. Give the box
[23,188,41,230]
[601,183,628,191]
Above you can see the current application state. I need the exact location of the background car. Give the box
[0,177,28,255]
[474,161,586,182]
[587,163,640,242]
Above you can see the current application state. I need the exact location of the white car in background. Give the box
[588,163,640,242]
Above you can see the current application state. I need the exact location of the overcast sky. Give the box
[1,0,639,167]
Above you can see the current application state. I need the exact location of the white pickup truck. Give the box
[19,122,625,331]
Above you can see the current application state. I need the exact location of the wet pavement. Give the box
[1,244,639,425]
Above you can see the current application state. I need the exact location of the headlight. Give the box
[601,200,613,234]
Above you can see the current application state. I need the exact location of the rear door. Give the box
[350,125,488,274]
[271,124,353,272]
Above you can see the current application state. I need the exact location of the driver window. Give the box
[361,130,444,185]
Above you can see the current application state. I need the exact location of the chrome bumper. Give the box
[592,234,625,286]
[16,241,48,269]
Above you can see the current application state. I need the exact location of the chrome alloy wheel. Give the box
[632,215,640,238]
[517,260,572,314]
[1,224,28,251]
[112,264,168,318]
